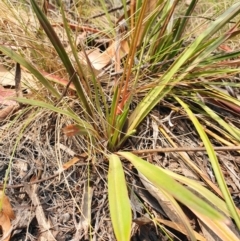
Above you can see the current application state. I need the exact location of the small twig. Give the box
[90,1,131,19]
[55,71,76,106]
[178,15,237,24]
[110,58,175,76]
[130,146,240,154]
[0,173,60,189]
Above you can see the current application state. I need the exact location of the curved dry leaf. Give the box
[0,191,15,219]
[0,105,19,121]
[24,184,56,241]
[156,218,206,241]
[0,86,17,106]
[0,64,38,92]
[0,191,15,241]
[194,210,240,241]
[0,65,15,86]
[79,39,129,71]
[0,213,12,241]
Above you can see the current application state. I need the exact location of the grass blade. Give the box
[196,99,240,141]
[0,46,60,98]
[30,0,92,116]
[126,2,240,135]
[14,97,96,136]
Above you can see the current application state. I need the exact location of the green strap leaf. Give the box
[108,154,132,241]
[118,151,227,222]
[175,96,240,229]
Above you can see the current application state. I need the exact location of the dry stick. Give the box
[90,0,131,19]
[55,71,76,106]
[45,74,76,132]
[178,15,237,24]
[131,146,240,154]
[15,63,22,98]
[0,173,60,189]
[110,58,175,76]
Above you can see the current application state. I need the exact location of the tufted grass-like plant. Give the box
[1,0,240,240]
